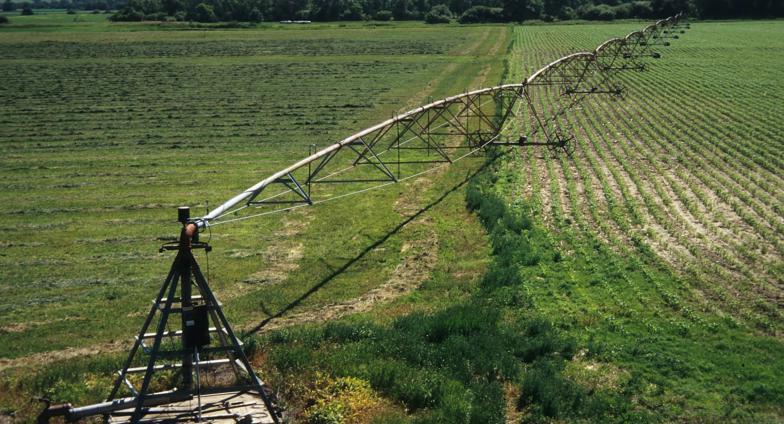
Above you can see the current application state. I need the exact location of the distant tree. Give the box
[690,0,727,18]
[270,0,308,20]
[448,0,469,15]
[424,3,452,22]
[541,0,566,19]
[310,0,334,20]
[66,7,76,12]
[2,0,14,11]
[612,2,633,18]
[248,6,262,20]
[161,0,182,15]
[192,2,217,21]
[579,3,615,19]
[688,0,782,19]
[21,3,33,13]
[340,0,364,19]
[391,0,411,19]
[629,0,653,18]
[557,5,575,19]
[94,0,784,25]
[359,0,382,16]
[110,7,143,19]
[127,0,161,14]
[650,0,690,16]
[503,0,542,21]
[410,0,427,18]
[310,0,363,20]
[459,4,504,22]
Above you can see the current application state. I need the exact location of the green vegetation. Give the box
[0,18,507,357]
[0,17,508,421]
[103,0,782,24]
[4,0,782,25]
[458,5,504,23]
[424,4,452,24]
[1,15,783,424]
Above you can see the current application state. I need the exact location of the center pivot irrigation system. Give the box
[40,14,689,424]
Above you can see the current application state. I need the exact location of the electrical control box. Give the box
[182,304,210,349]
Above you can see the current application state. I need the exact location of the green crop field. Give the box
[1,12,782,423]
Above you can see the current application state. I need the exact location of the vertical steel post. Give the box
[179,209,193,391]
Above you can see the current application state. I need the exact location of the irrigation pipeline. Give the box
[37,14,691,424]
[192,13,689,231]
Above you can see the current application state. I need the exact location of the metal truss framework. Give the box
[39,13,689,424]
[196,13,689,229]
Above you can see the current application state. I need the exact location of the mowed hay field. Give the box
[0,17,507,358]
[1,14,783,423]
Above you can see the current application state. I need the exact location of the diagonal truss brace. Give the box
[192,12,688,229]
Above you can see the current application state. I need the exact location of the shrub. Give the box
[477,193,505,229]
[305,401,344,424]
[468,380,505,424]
[0,15,8,24]
[242,335,260,358]
[426,304,500,343]
[66,8,76,14]
[21,4,32,14]
[373,9,392,20]
[433,380,473,423]
[502,208,532,234]
[519,361,585,418]
[271,345,311,373]
[367,361,439,409]
[147,11,167,20]
[480,261,521,289]
[464,183,484,212]
[323,320,378,342]
[512,319,577,362]
[424,4,452,23]
[458,5,503,23]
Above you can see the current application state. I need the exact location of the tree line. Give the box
[3,0,124,12]
[2,0,782,23]
[111,0,784,23]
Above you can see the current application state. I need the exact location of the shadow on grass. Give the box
[243,155,500,337]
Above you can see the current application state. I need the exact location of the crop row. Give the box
[504,23,782,334]
[0,30,469,59]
